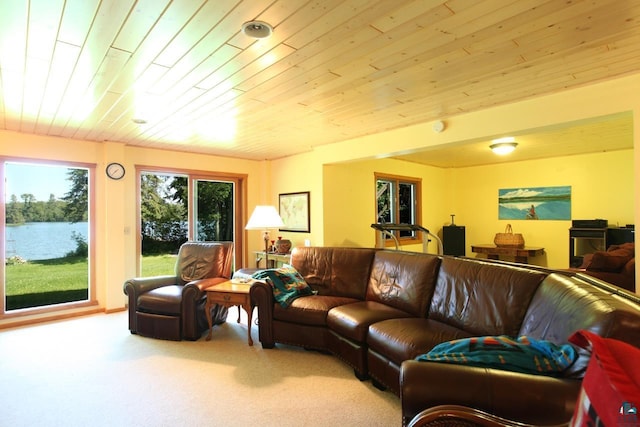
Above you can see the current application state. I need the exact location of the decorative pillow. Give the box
[252,264,315,308]
[415,335,577,376]
[587,250,633,273]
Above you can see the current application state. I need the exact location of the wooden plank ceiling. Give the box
[0,0,638,166]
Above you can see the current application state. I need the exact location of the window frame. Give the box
[0,157,97,318]
[374,172,422,247]
[135,166,247,275]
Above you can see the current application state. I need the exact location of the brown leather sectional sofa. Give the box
[249,246,640,425]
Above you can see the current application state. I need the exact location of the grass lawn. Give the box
[5,254,176,310]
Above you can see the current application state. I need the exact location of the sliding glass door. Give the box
[194,179,234,242]
[2,161,92,312]
[139,171,237,276]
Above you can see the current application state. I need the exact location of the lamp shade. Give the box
[245,205,284,230]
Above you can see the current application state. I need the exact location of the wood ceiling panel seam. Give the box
[239,28,381,104]
[511,2,640,50]
[284,0,374,49]
[79,2,244,137]
[105,1,207,95]
[56,0,101,46]
[152,0,239,68]
[175,1,283,87]
[369,0,449,33]
[111,0,172,54]
[36,42,83,134]
[50,0,135,134]
[231,1,430,106]
[368,0,542,71]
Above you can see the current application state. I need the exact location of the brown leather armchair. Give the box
[123,241,234,341]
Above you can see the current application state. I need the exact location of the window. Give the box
[375,173,421,245]
[2,160,94,314]
[138,169,244,276]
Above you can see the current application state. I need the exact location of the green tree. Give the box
[20,193,36,222]
[141,174,187,254]
[45,194,64,221]
[5,195,24,224]
[62,169,88,223]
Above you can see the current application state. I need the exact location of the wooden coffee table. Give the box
[205,279,254,346]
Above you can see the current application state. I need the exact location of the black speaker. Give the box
[443,225,465,256]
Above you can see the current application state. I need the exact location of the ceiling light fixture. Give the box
[241,20,273,39]
[490,137,517,155]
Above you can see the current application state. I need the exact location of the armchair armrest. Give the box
[406,405,569,427]
[181,277,229,316]
[123,275,178,297]
[400,360,580,426]
[249,280,275,348]
[185,277,228,293]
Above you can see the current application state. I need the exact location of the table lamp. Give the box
[245,205,284,267]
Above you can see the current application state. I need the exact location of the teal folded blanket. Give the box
[252,264,316,308]
[416,335,577,376]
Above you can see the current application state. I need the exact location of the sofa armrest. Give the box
[406,405,569,427]
[400,360,580,426]
[249,280,276,348]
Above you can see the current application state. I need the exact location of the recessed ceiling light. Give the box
[241,21,273,39]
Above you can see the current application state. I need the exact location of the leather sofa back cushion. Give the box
[519,272,640,377]
[366,251,442,316]
[290,247,376,299]
[520,273,640,348]
[429,258,546,337]
[585,243,634,273]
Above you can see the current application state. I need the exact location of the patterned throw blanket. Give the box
[252,264,316,308]
[416,335,577,376]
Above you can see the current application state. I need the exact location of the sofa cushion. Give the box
[366,251,441,316]
[327,301,413,343]
[585,243,634,273]
[273,295,359,326]
[429,258,546,337]
[137,285,183,316]
[367,317,472,365]
[290,247,377,298]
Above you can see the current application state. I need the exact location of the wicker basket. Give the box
[494,224,525,248]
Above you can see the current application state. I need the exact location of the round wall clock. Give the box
[106,162,125,180]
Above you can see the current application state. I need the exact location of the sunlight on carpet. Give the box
[0,311,400,427]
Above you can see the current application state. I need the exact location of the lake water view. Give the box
[5,222,89,260]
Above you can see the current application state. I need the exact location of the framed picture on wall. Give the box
[279,191,310,232]
[498,186,571,220]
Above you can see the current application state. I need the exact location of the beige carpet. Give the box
[0,310,401,426]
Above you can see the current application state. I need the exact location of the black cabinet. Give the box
[442,225,465,256]
[607,227,635,246]
[569,226,634,267]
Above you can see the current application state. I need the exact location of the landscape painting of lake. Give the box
[498,186,571,220]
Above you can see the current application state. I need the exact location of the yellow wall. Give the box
[452,150,633,268]
[322,159,449,252]
[268,151,322,247]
